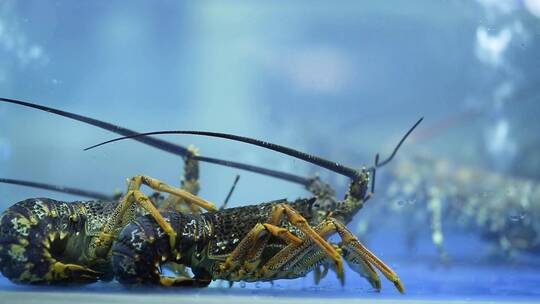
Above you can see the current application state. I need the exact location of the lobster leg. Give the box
[340,244,381,290]
[159,145,201,213]
[262,224,303,245]
[256,236,381,290]
[308,221,380,288]
[217,223,267,278]
[46,261,102,283]
[218,223,303,280]
[133,175,216,212]
[254,223,337,282]
[271,203,344,283]
[326,218,404,293]
[237,224,303,276]
[159,274,211,287]
[254,218,402,292]
[219,203,344,283]
[92,189,176,251]
[94,174,217,250]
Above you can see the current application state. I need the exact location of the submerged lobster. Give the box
[372,151,540,258]
[0,97,420,292]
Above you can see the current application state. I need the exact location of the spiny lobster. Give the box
[371,151,540,259]
[0,97,419,292]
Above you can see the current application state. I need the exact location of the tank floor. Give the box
[1,255,540,304]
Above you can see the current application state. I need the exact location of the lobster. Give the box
[0,97,419,292]
[372,151,540,258]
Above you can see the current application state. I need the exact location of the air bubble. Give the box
[240,282,246,288]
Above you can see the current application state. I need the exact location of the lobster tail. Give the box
[111,211,211,285]
[0,198,101,284]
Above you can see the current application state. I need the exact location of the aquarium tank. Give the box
[1,1,540,303]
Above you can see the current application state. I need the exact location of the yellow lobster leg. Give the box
[218,222,303,280]
[159,145,202,213]
[94,174,216,253]
[218,203,343,283]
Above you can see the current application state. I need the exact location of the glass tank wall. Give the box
[1,1,540,303]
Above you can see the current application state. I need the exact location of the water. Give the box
[1,1,540,303]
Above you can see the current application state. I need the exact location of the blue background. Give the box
[1,1,540,302]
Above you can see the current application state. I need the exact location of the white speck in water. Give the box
[397,199,415,206]
[508,211,526,222]
[240,282,246,288]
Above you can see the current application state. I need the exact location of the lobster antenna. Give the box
[85,131,362,180]
[85,118,423,180]
[0,178,114,200]
[0,97,311,186]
